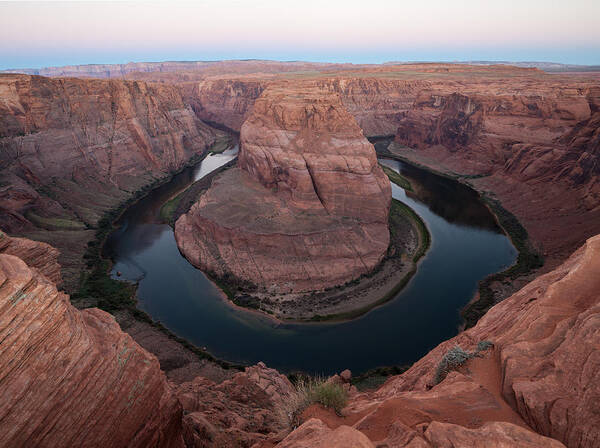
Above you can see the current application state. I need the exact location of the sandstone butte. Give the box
[175,65,600,272]
[175,85,391,293]
[0,229,598,447]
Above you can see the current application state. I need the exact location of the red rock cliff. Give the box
[394,84,600,267]
[0,73,217,232]
[0,74,219,289]
[0,239,185,447]
[175,85,391,293]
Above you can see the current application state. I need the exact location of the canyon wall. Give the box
[393,84,600,267]
[175,85,391,293]
[0,232,298,448]
[0,73,218,288]
[0,234,185,447]
[181,67,599,269]
[186,77,429,137]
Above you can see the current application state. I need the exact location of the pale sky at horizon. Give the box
[1,0,599,70]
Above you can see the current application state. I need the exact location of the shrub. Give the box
[433,341,495,385]
[308,380,348,414]
[286,376,348,424]
[476,340,494,352]
[433,345,474,385]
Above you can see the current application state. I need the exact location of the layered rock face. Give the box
[0,239,185,447]
[0,235,297,448]
[394,85,600,267]
[0,74,218,288]
[0,230,61,285]
[0,74,217,231]
[175,85,391,293]
[178,66,600,269]
[186,78,268,131]
[187,77,428,137]
[2,233,597,448]
[238,85,391,221]
[280,234,600,447]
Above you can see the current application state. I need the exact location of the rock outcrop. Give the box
[3,232,598,447]
[180,66,600,269]
[0,229,61,285]
[177,362,295,447]
[0,243,184,447]
[175,85,391,293]
[279,234,600,447]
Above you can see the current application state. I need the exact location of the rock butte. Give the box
[175,85,391,293]
[1,231,598,446]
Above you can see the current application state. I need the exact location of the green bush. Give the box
[289,376,348,419]
[308,380,348,414]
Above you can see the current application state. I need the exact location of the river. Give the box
[104,145,516,375]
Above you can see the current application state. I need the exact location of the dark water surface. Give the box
[104,149,516,375]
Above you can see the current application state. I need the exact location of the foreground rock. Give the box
[176,85,391,294]
[1,234,598,447]
[177,362,295,447]
[0,235,293,448]
[0,243,184,447]
[280,234,600,447]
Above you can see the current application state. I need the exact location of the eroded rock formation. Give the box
[0,238,184,447]
[393,85,600,268]
[177,362,295,447]
[175,85,391,293]
[0,235,296,448]
[1,228,598,447]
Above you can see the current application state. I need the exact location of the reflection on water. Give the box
[379,159,499,231]
[104,146,517,375]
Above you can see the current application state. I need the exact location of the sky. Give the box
[1,0,599,70]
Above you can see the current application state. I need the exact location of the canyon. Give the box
[0,73,220,292]
[0,61,599,447]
